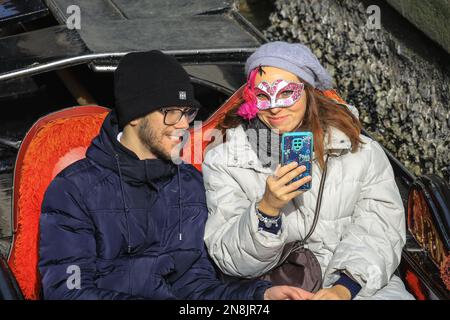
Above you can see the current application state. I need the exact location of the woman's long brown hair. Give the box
[218,81,363,170]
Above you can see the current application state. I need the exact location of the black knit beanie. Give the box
[114,50,201,128]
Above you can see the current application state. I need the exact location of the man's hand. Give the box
[310,285,352,300]
[264,285,314,300]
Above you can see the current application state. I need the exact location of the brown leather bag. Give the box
[256,239,323,293]
[217,155,329,292]
[254,155,329,293]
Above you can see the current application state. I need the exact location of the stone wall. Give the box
[387,0,450,54]
[265,0,450,182]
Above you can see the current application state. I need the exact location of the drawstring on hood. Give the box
[177,165,183,241]
[115,153,132,254]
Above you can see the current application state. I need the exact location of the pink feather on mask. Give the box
[237,68,259,120]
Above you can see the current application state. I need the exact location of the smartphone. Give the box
[281,132,313,191]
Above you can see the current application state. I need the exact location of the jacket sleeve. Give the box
[39,177,140,300]
[170,246,272,300]
[202,148,289,278]
[169,195,272,300]
[323,140,406,297]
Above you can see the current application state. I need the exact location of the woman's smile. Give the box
[267,114,289,126]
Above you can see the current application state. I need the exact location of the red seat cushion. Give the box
[8,106,109,299]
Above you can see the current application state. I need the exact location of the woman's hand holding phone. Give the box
[258,162,312,217]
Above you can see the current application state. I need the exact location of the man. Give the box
[38,51,310,300]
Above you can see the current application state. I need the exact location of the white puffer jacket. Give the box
[203,124,414,299]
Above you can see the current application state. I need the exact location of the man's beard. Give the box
[137,117,173,161]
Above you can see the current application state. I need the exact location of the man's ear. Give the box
[128,118,140,127]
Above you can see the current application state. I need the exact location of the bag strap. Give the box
[295,153,330,247]
[274,154,330,266]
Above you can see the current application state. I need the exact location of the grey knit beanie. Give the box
[245,41,334,90]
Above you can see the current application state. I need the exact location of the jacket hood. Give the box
[86,111,176,188]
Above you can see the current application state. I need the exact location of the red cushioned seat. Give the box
[8,106,109,299]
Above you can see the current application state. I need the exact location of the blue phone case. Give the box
[281,132,313,190]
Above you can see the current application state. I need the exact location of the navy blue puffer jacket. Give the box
[38,111,271,299]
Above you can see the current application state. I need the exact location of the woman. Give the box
[202,41,414,300]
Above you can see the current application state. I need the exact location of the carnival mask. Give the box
[254,79,304,110]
